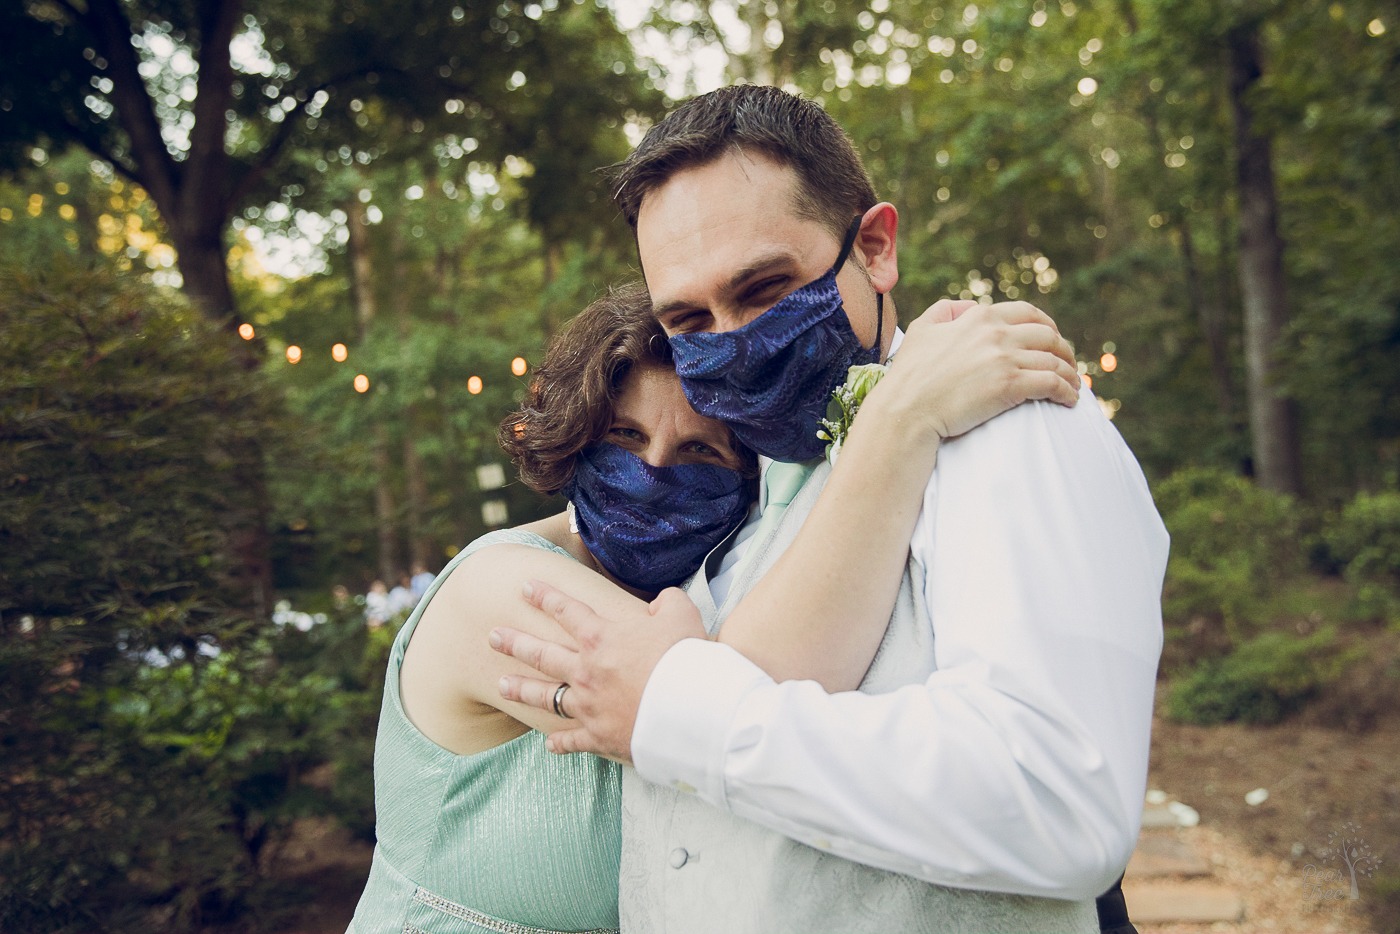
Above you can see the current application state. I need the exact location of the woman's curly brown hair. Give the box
[498,281,754,495]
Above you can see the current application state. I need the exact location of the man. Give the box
[493,86,1166,932]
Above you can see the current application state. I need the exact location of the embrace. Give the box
[348,87,1167,934]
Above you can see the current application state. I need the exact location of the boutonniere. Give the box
[817,362,889,463]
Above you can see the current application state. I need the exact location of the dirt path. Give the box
[269,714,1399,933]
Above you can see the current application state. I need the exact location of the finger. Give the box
[1003,322,1063,356]
[489,626,579,682]
[1005,323,1077,370]
[546,728,598,756]
[1012,367,1083,408]
[522,579,602,640]
[1013,348,1083,392]
[498,672,574,712]
[917,298,978,324]
[649,586,700,620]
[1025,346,1083,384]
[989,301,1059,333]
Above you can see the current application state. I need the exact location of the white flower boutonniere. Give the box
[817,362,889,463]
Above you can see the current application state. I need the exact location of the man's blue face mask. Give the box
[564,442,749,593]
[668,217,884,462]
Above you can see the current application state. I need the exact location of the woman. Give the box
[348,282,1080,933]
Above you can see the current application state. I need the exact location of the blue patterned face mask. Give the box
[668,217,884,462]
[564,443,749,592]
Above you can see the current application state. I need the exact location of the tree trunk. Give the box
[371,425,400,582]
[1227,23,1303,495]
[347,196,401,580]
[169,224,240,329]
[1176,216,1238,422]
[402,426,430,569]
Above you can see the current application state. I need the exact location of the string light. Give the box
[467,375,483,395]
[1100,352,1118,373]
[238,323,255,340]
[511,357,528,376]
[354,374,370,393]
[1081,373,1093,390]
[286,345,302,364]
[331,343,348,362]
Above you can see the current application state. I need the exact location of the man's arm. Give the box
[495,389,1166,899]
[625,387,1166,900]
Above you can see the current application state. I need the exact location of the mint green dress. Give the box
[348,530,622,934]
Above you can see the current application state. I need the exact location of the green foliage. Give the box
[1326,491,1400,624]
[0,257,361,932]
[1165,627,1357,725]
[1153,468,1302,637]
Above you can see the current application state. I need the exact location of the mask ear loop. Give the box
[833,215,884,359]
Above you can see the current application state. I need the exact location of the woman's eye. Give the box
[609,427,643,443]
[684,441,725,460]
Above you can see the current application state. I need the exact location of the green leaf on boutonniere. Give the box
[817,363,889,462]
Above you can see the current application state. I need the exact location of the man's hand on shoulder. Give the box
[491,583,706,764]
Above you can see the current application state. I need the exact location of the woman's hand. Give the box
[875,298,1082,441]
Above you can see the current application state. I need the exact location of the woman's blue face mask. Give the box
[564,442,749,593]
[667,217,883,462]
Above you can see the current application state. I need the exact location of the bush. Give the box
[1152,468,1303,659]
[1165,627,1358,725]
[0,258,335,931]
[1325,490,1400,624]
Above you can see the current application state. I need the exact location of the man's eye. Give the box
[745,278,790,305]
[664,309,713,334]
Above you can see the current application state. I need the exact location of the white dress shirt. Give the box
[630,366,1168,900]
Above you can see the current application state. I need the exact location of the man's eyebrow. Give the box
[650,251,800,319]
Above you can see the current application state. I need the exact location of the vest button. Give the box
[668,847,690,869]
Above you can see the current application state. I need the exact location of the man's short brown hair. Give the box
[608,85,877,240]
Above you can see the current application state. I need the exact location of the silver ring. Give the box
[552,682,572,719]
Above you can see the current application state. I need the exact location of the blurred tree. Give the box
[0,255,317,931]
[247,152,640,588]
[2,0,652,330]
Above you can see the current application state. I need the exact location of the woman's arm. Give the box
[401,540,652,752]
[716,300,1081,692]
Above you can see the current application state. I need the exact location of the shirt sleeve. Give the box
[630,388,1168,900]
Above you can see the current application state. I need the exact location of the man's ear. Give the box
[856,202,899,293]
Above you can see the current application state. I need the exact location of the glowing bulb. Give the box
[286,345,302,364]
[1100,352,1118,373]
[511,356,527,377]
[354,374,370,393]
[468,375,483,395]
[1081,373,1093,390]
[238,323,255,340]
[331,343,348,362]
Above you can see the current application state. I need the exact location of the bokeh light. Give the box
[332,343,348,362]
[238,323,255,340]
[1081,373,1093,390]
[511,357,528,377]
[286,345,302,364]
[354,374,370,393]
[1100,352,1118,373]
[468,375,483,395]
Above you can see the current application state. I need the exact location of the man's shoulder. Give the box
[943,392,1105,459]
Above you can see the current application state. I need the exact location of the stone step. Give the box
[1120,882,1246,923]
[1126,830,1212,879]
